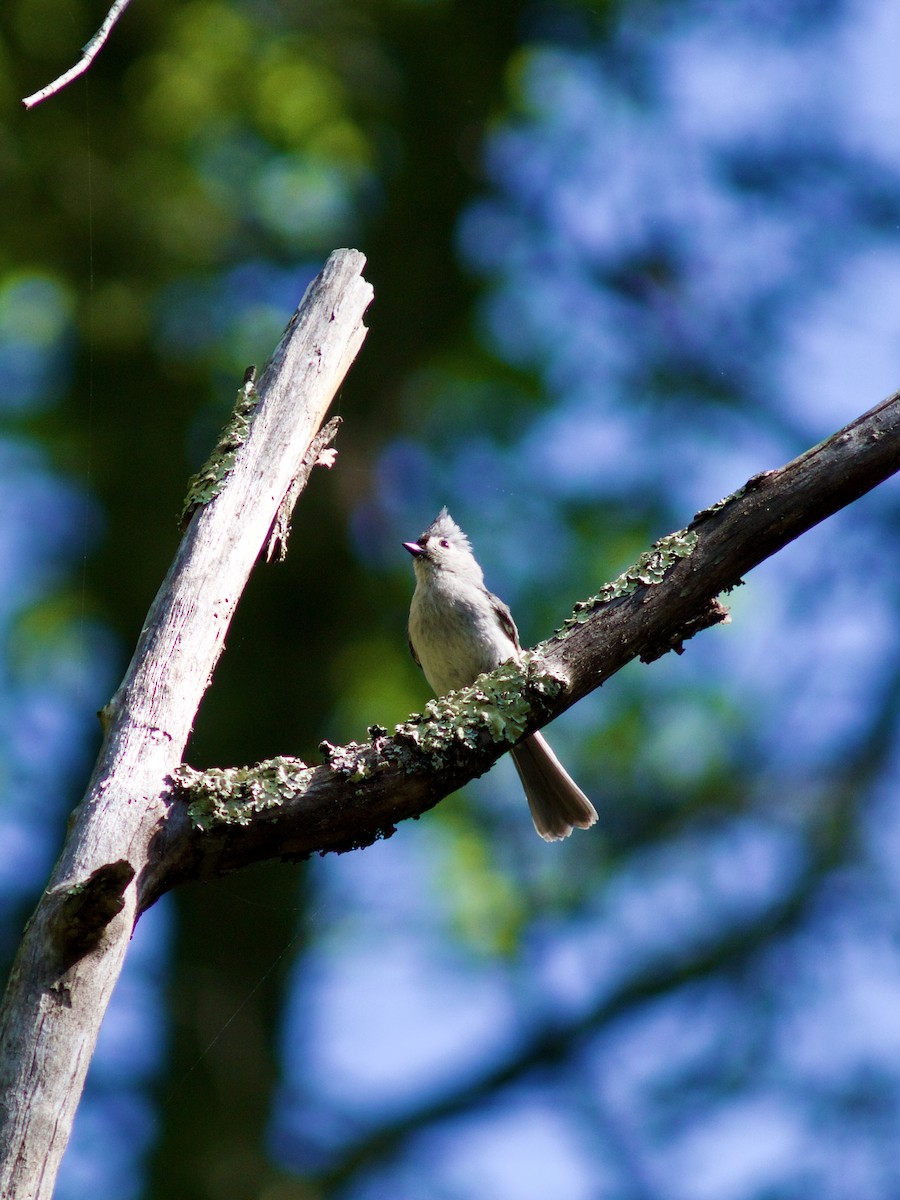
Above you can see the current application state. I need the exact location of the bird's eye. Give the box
[439,538,450,548]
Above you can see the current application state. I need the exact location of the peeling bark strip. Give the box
[0,249,373,1200]
[161,391,900,885]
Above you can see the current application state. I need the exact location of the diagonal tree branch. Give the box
[158,390,900,893]
[0,248,373,1200]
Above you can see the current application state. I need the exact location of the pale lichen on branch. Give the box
[177,656,568,830]
[178,756,312,830]
[561,527,699,631]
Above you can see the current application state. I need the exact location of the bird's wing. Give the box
[407,629,421,668]
[488,590,521,651]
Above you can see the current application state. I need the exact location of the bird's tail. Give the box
[510,732,598,842]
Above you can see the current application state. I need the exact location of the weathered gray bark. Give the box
[0,248,373,1200]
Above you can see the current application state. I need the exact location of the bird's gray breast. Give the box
[408,582,514,695]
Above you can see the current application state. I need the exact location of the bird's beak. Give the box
[403,541,425,557]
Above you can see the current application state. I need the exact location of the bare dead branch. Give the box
[22,0,134,109]
[0,248,373,1200]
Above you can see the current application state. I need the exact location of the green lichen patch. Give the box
[394,655,565,765]
[180,657,568,828]
[179,755,312,830]
[561,527,699,631]
[693,486,746,521]
[319,739,378,782]
[181,370,259,522]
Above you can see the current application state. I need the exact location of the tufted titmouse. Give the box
[403,508,597,841]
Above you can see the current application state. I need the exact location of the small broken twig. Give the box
[22,0,134,109]
[266,416,342,561]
